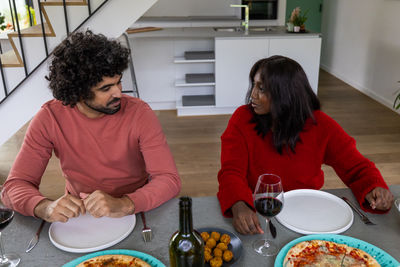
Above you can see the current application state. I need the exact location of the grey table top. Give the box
[3,185,400,267]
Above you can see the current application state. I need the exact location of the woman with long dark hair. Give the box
[217,56,393,235]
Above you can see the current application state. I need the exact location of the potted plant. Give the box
[288,7,308,32]
[0,12,6,31]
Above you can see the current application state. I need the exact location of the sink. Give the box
[249,27,276,32]
[213,27,243,32]
[213,26,278,33]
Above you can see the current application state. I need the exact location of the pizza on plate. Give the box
[283,240,381,267]
[76,254,151,267]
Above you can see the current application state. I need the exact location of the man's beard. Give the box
[84,98,121,115]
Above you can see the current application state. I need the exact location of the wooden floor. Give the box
[0,70,399,199]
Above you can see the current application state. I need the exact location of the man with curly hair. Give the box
[3,30,181,222]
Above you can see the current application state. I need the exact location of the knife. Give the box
[269,220,277,238]
[26,219,46,253]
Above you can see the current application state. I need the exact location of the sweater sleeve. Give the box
[217,111,254,217]
[3,110,52,216]
[322,114,389,213]
[126,104,181,213]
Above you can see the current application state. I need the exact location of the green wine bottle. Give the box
[169,196,205,267]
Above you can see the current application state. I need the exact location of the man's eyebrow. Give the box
[97,76,122,91]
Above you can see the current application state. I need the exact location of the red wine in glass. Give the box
[0,186,20,267]
[0,208,14,232]
[254,197,283,218]
[252,174,284,256]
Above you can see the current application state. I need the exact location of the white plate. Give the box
[275,189,353,234]
[395,198,400,213]
[49,213,136,253]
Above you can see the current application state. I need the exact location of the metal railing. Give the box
[0,0,136,106]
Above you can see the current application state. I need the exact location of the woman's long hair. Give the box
[246,56,320,154]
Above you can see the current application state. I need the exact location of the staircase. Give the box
[0,0,157,146]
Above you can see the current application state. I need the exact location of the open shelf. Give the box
[174,57,215,63]
[181,95,215,106]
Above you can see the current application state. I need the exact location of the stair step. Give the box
[0,50,23,67]
[8,24,54,37]
[41,0,87,6]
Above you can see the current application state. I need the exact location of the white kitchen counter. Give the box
[127,26,320,39]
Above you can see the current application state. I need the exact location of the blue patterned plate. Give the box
[274,234,399,267]
[63,249,166,267]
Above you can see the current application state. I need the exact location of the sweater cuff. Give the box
[126,191,147,214]
[351,180,389,214]
[217,188,254,218]
[27,195,47,218]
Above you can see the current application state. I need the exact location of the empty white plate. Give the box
[275,189,353,234]
[49,213,136,253]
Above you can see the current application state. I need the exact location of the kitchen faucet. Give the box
[230,4,249,35]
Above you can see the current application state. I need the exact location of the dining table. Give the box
[3,185,400,267]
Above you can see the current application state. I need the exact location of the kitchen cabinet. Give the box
[128,27,321,115]
[215,38,269,107]
[215,36,321,109]
[269,38,321,93]
[173,39,216,116]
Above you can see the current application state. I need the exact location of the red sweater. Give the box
[4,95,181,217]
[217,105,388,217]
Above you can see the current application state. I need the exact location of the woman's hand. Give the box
[365,187,393,210]
[231,201,263,235]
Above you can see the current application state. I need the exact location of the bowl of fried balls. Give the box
[198,227,242,267]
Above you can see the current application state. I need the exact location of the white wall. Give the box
[320,0,400,113]
[143,0,287,26]
[0,0,157,147]
[144,0,240,17]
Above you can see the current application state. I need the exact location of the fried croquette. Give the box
[209,256,223,267]
[204,246,212,254]
[204,251,213,262]
[201,231,210,242]
[210,231,221,242]
[205,238,217,249]
[216,242,228,251]
[220,234,231,245]
[223,250,233,262]
[213,247,223,257]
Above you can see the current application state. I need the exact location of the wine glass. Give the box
[253,173,284,256]
[0,185,20,267]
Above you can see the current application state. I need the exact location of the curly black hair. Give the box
[46,30,130,107]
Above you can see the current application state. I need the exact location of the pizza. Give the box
[283,240,381,267]
[76,254,151,267]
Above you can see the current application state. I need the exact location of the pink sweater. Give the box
[4,95,181,216]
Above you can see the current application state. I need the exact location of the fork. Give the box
[140,212,152,242]
[341,197,376,225]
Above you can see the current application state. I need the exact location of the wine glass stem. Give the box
[263,218,271,247]
[0,231,6,263]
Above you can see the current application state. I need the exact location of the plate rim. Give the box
[275,189,354,234]
[62,248,166,267]
[274,234,400,267]
[49,214,136,253]
[197,226,243,266]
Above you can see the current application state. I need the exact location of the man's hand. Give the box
[365,187,393,210]
[34,194,85,223]
[231,201,263,235]
[80,190,135,218]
